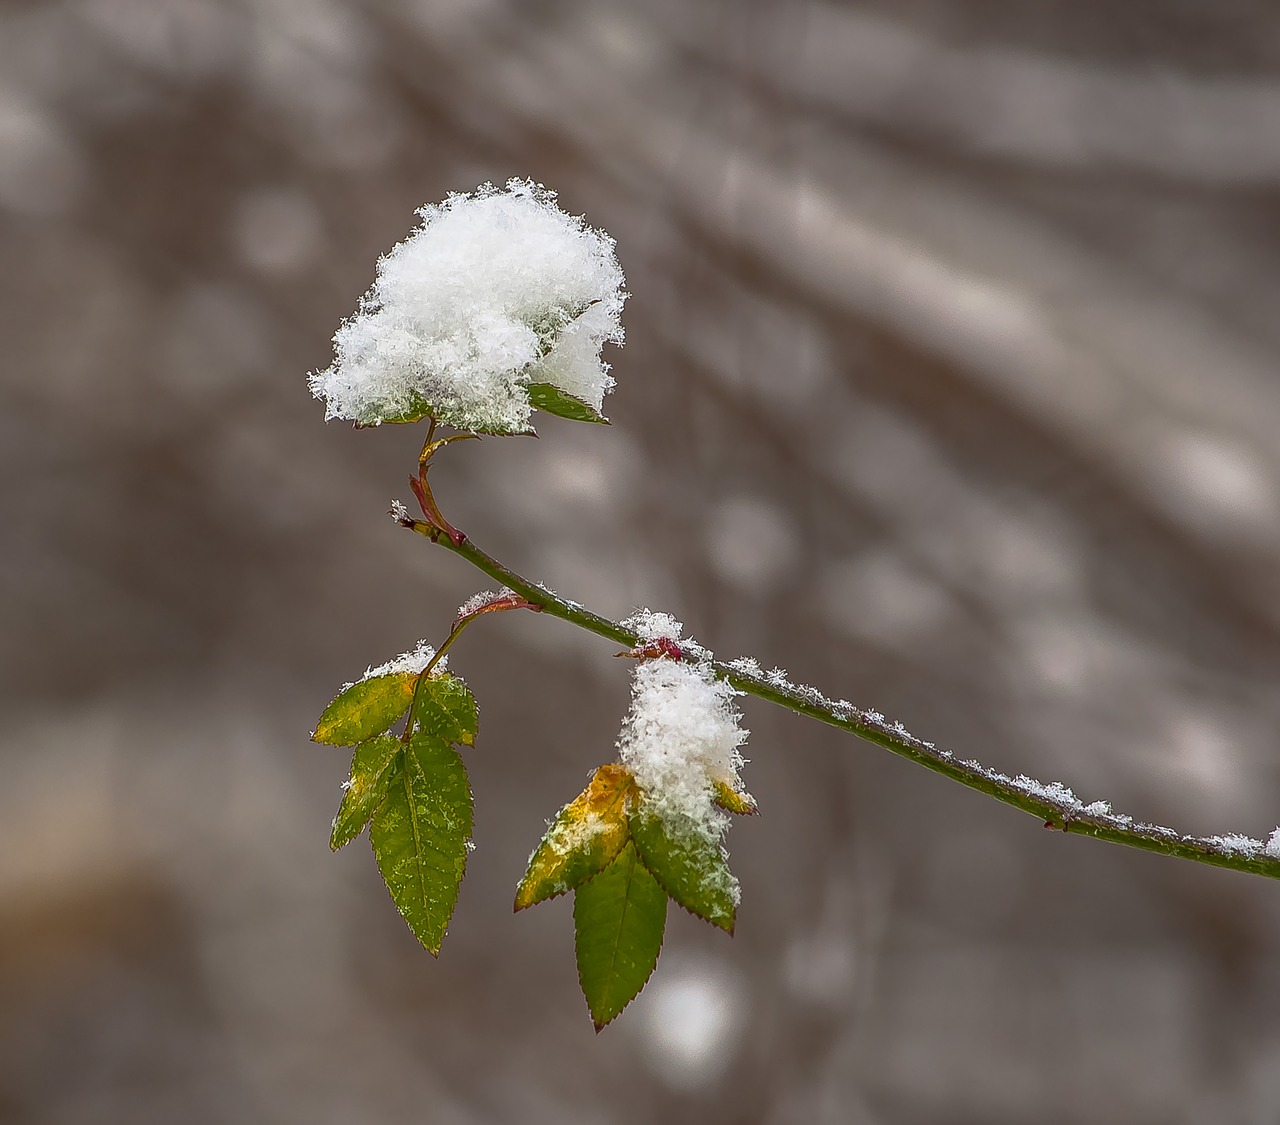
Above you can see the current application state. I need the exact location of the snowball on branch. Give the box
[309,178,626,434]
[617,651,749,843]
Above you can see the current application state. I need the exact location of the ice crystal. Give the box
[456,587,516,619]
[362,640,438,681]
[623,609,685,644]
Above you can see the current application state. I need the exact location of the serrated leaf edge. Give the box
[628,811,738,936]
[370,738,473,957]
[330,740,402,851]
[574,845,667,1031]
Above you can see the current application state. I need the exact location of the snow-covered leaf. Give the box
[330,735,402,850]
[309,179,625,435]
[367,395,435,426]
[574,842,667,1030]
[409,672,478,746]
[527,382,608,425]
[629,808,738,934]
[313,672,418,745]
[370,733,473,955]
[515,764,634,910]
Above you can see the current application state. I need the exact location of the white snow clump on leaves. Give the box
[309,178,625,433]
[617,658,748,842]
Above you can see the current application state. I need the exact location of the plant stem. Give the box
[402,515,1280,882]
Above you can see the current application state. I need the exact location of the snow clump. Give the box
[310,178,626,433]
[617,658,748,843]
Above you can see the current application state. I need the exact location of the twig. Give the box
[398,513,1280,881]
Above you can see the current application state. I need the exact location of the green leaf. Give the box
[330,735,402,851]
[365,393,527,434]
[409,672,478,746]
[527,382,609,425]
[370,395,529,435]
[574,842,667,1030]
[515,764,634,910]
[313,672,418,746]
[371,395,435,426]
[369,733,473,955]
[629,809,738,934]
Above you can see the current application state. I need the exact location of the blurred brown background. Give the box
[5,1,1280,1121]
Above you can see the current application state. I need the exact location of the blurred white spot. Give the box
[543,445,611,506]
[407,0,502,35]
[231,187,323,275]
[513,432,638,524]
[819,550,952,647]
[1013,615,1092,693]
[682,291,832,414]
[800,6,1280,181]
[707,496,797,594]
[1154,428,1276,536]
[302,84,402,169]
[261,0,376,69]
[968,505,1083,606]
[1012,612,1144,695]
[1162,706,1239,805]
[0,97,84,216]
[584,10,662,72]
[784,932,856,1006]
[830,403,937,509]
[247,4,400,169]
[78,0,236,81]
[158,283,271,396]
[633,955,747,1091]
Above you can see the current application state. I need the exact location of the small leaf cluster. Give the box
[371,375,608,431]
[314,667,478,955]
[516,763,755,1029]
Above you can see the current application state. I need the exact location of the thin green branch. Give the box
[399,513,1280,882]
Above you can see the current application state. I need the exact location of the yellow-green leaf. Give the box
[369,733,473,955]
[712,779,758,816]
[629,808,738,934]
[574,842,667,1030]
[330,735,402,851]
[409,672,478,746]
[313,672,418,746]
[527,382,608,425]
[515,764,634,910]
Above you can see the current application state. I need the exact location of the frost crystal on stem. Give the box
[456,587,517,620]
[309,178,626,434]
[617,656,748,842]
